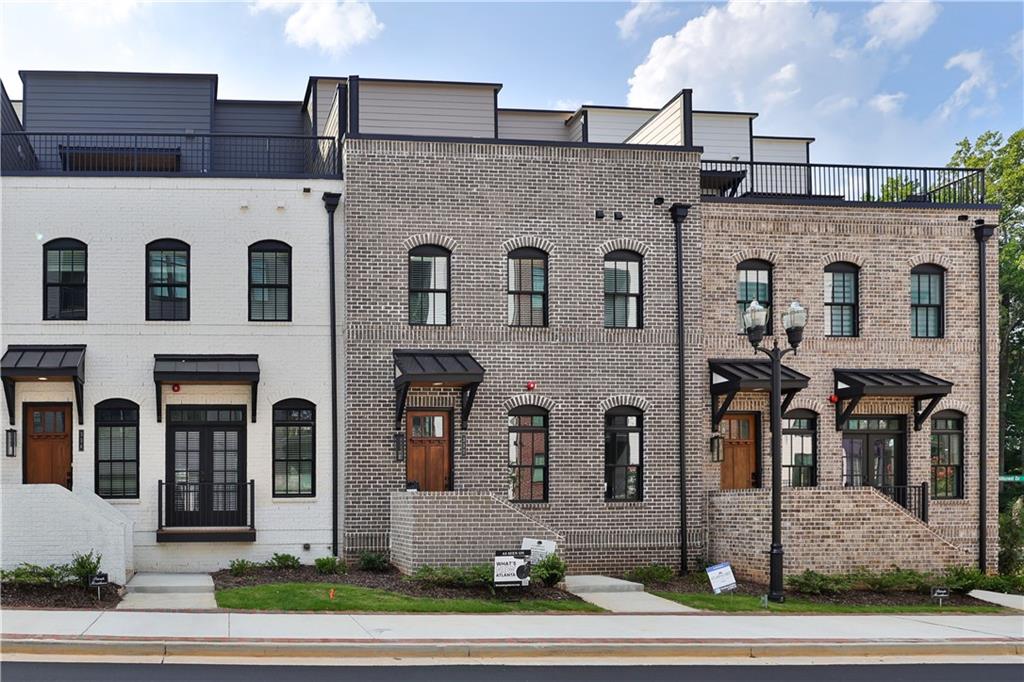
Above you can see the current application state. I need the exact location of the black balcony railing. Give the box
[701,160,986,204]
[874,482,929,523]
[1,132,339,179]
[158,480,255,530]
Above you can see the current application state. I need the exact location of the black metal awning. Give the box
[834,368,953,432]
[153,354,260,422]
[709,358,810,431]
[393,350,485,430]
[2,345,86,425]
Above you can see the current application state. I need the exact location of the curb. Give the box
[3,637,1022,659]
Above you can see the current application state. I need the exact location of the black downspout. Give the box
[323,192,342,556]
[671,202,691,573]
[974,219,995,572]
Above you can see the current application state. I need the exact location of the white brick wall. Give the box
[1,177,342,572]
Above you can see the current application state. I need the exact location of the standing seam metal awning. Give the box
[393,350,485,430]
[708,358,810,431]
[1,345,86,425]
[153,354,260,422]
[833,368,953,432]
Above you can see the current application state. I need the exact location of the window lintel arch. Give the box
[825,261,859,273]
[250,239,291,253]
[737,258,772,271]
[509,404,548,417]
[605,405,643,417]
[932,409,965,421]
[911,262,945,275]
[95,398,139,411]
[273,397,316,411]
[409,244,450,258]
[147,237,190,251]
[44,237,87,250]
[509,246,548,260]
[605,249,643,262]
[783,408,818,420]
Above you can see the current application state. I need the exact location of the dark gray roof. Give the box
[393,350,485,387]
[1,345,85,378]
[709,358,810,394]
[153,354,259,382]
[834,368,952,398]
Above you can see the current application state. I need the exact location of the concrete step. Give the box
[125,573,214,594]
[576,591,697,613]
[563,575,643,593]
[116,591,218,610]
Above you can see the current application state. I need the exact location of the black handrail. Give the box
[874,482,929,523]
[158,479,255,528]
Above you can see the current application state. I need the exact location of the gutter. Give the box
[322,192,342,556]
[973,219,995,572]
[670,202,692,573]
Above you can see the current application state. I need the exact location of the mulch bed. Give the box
[1,582,122,609]
[212,565,582,603]
[646,573,990,608]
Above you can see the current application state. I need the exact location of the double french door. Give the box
[165,406,247,527]
[841,417,906,489]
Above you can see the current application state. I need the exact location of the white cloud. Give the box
[616,2,674,40]
[1010,30,1023,69]
[864,1,940,50]
[253,1,383,55]
[868,92,907,114]
[814,94,858,115]
[57,1,145,27]
[937,50,996,120]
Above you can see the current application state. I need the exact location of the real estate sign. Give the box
[705,562,737,594]
[521,538,557,563]
[494,550,531,587]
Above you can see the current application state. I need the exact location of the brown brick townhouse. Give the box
[0,72,999,581]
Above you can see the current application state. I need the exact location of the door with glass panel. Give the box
[842,417,906,490]
[721,413,758,490]
[406,410,451,491]
[165,406,246,527]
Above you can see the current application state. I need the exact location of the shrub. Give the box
[70,551,103,588]
[410,564,492,588]
[625,563,674,585]
[229,559,259,576]
[532,554,568,587]
[4,562,74,588]
[359,551,390,573]
[851,567,931,593]
[943,566,1024,595]
[315,556,347,575]
[998,496,1024,575]
[266,553,302,570]
[786,570,852,595]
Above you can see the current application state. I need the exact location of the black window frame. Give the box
[94,398,140,500]
[824,261,859,337]
[604,249,643,329]
[507,405,549,503]
[507,247,549,327]
[604,406,644,502]
[782,409,817,487]
[146,238,191,321]
[408,244,451,326]
[736,258,772,334]
[910,263,944,338]
[930,410,964,499]
[272,398,316,498]
[248,240,292,322]
[43,238,88,321]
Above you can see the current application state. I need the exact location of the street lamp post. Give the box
[742,299,808,603]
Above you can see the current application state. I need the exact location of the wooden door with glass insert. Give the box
[24,403,73,489]
[406,410,451,491]
[720,413,758,490]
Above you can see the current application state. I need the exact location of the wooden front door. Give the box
[24,403,73,489]
[721,413,758,490]
[406,410,451,491]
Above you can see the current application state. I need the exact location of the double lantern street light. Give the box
[742,299,808,603]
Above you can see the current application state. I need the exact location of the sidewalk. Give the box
[2,609,1022,659]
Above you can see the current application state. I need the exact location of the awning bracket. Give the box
[394,382,410,431]
[914,395,945,431]
[834,392,863,431]
[3,377,14,426]
[460,383,480,431]
[711,390,737,432]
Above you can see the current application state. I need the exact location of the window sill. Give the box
[930,497,967,504]
[272,496,318,503]
[105,498,141,505]
[511,501,551,508]
[605,500,643,508]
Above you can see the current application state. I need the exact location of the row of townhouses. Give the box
[0,70,999,584]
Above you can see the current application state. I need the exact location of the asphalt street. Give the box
[1,662,1022,681]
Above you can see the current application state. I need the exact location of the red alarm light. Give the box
[172,383,181,393]
[525,381,537,391]
[828,394,839,404]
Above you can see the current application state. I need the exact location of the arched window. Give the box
[931,410,964,499]
[782,409,817,487]
[604,250,643,328]
[911,264,944,338]
[508,247,548,327]
[249,240,291,321]
[507,405,548,502]
[43,238,87,320]
[272,398,316,497]
[408,245,450,325]
[146,239,190,321]
[824,262,858,337]
[95,399,139,499]
[604,406,643,501]
[736,259,772,333]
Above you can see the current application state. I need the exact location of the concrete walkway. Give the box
[117,573,217,610]
[563,575,697,613]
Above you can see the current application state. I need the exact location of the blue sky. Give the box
[1,1,1021,165]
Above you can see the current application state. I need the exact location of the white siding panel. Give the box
[315,79,342,136]
[497,111,572,141]
[358,82,495,138]
[626,98,682,145]
[585,108,656,143]
[567,114,585,142]
[753,137,809,163]
[693,113,751,161]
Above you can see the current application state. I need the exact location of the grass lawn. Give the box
[652,591,1006,614]
[215,582,603,613]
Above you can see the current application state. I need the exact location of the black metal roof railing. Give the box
[1,132,340,179]
[701,159,986,204]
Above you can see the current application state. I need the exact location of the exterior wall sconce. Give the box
[709,433,723,462]
[393,431,406,462]
[5,429,16,457]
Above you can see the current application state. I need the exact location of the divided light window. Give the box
[43,238,87,320]
[94,399,139,499]
[910,264,944,338]
[782,410,817,487]
[508,247,548,327]
[604,250,643,328]
[146,239,190,321]
[931,411,964,499]
[507,406,548,502]
[604,406,643,502]
[273,399,315,497]
[249,240,292,322]
[824,262,858,337]
[408,245,450,325]
[736,259,772,334]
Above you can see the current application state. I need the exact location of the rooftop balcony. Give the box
[1,132,340,179]
[701,160,986,205]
